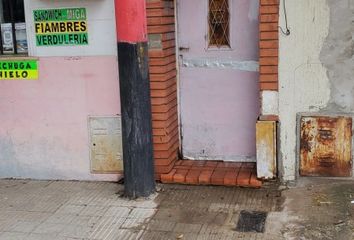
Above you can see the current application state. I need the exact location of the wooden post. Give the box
[114,0,155,198]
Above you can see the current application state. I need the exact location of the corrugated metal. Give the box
[89,116,123,173]
[256,121,277,179]
[300,116,352,177]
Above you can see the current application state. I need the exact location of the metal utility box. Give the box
[300,116,352,177]
[89,116,123,173]
[256,121,277,179]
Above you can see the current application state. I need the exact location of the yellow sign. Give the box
[34,8,88,46]
[35,21,87,34]
[0,60,38,80]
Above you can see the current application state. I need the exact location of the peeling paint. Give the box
[321,0,354,112]
[261,91,279,115]
[279,0,331,181]
[256,121,276,179]
[182,57,259,72]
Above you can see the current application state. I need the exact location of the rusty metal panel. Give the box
[300,116,352,177]
[256,121,277,179]
[89,116,123,173]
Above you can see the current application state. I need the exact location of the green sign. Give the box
[33,8,88,46]
[0,60,38,80]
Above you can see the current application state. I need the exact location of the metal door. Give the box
[177,0,260,161]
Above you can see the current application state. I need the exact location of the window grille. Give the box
[208,0,230,48]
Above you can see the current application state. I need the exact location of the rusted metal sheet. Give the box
[300,116,352,177]
[256,121,277,179]
[89,116,123,173]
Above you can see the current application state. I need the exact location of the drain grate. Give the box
[236,210,268,233]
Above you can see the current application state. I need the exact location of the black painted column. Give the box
[115,1,155,198]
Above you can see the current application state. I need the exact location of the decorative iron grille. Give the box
[208,0,230,48]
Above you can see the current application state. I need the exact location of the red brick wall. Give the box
[259,0,279,91]
[146,0,179,180]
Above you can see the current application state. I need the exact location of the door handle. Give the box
[179,47,190,51]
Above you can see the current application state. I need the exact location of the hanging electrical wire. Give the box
[279,0,290,36]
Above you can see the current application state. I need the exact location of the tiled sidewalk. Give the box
[0,180,157,240]
[142,183,283,240]
[160,160,262,188]
[0,180,280,240]
[0,178,352,239]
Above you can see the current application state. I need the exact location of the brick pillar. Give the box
[259,0,279,119]
[146,0,179,180]
[259,0,279,91]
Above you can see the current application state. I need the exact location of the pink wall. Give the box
[0,56,122,181]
